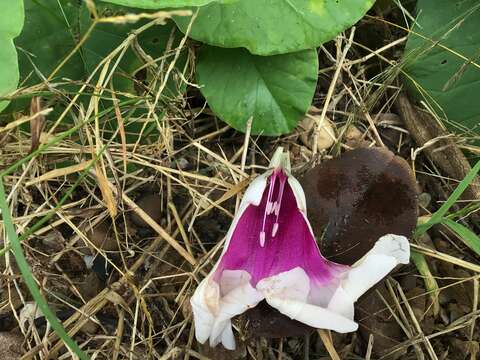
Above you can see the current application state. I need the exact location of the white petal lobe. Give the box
[267,296,358,333]
[192,270,263,349]
[190,278,217,344]
[256,267,310,302]
[341,234,410,301]
[327,286,355,319]
[221,323,236,350]
[257,267,358,333]
[287,177,307,213]
[241,173,268,207]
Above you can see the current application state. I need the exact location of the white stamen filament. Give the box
[266,201,274,215]
[260,171,287,244]
[270,201,277,215]
[274,176,287,228]
[260,173,277,246]
[274,201,280,216]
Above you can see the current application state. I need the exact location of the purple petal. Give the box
[215,170,345,285]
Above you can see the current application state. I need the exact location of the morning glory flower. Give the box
[191,148,410,350]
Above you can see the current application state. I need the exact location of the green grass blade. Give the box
[411,250,440,316]
[0,178,89,360]
[442,218,480,256]
[0,98,138,178]
[415,160,480,237]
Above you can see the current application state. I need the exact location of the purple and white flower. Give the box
[191,148,410,349]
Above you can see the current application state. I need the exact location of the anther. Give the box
[272,223,279,237]
[260,231,266,247]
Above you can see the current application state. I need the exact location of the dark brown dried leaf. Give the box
[300,147,418,264]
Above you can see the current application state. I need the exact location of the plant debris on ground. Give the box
[0,1,480,359]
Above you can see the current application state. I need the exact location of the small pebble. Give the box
[298,114,336,152]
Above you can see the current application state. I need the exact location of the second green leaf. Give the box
[196,46,318,136]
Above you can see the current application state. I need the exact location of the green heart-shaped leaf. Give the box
[101,0,235,9]
[16,0,186,96]
[0,1,24,112]
[175,0,375,55]
[17,0,83,84]
[404,0,480,136]
[197,46,318,135]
